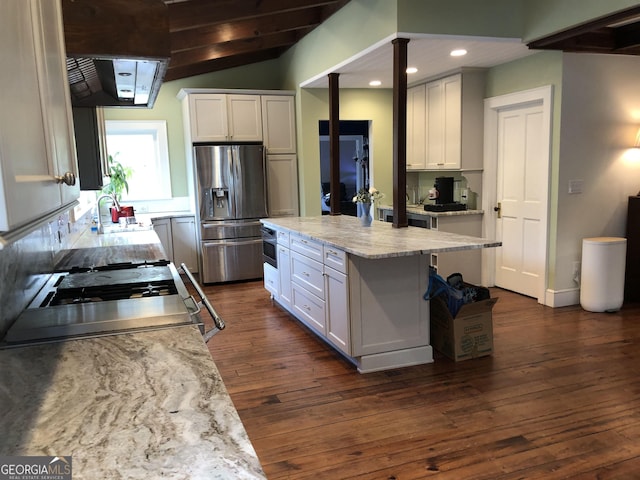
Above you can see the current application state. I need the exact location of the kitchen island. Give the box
[0,228,265,480]
[261,216,500,373]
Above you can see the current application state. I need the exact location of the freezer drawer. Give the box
[201,238,263,283]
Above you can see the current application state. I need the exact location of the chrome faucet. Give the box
[96,194,120,234]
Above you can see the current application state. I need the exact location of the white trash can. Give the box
[580,237,627,312]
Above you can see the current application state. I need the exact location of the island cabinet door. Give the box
[325,265,350,355]
[349,255,430,356]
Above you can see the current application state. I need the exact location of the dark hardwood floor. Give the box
[195,279,640,479]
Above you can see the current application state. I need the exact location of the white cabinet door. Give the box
[0,0,78,232]
[406,84,426,170]
[227,94,262,142]
[325,265,350,355]
[171,216,198,272]
[277,245,292,309]
[262,95,296,154]
[188,94,262,143]
[152,218,173,261]
[441,75,462,169]
[34,0,79,206]
[189,94,228,142]
[266,154,299,217]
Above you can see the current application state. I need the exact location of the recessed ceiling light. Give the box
[450,49,467,57]
[369,80,382,87]
[406,67,418,74]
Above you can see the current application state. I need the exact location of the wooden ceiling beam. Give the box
[167,0,344,32]
[164,48,284,81]
[171,7,324,52]
[168,29,311,68]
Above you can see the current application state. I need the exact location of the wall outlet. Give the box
[572,261,581,284]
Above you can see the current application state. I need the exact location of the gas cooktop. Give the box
[3,261,202,347]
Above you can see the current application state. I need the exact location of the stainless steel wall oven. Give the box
[261,226,277,268]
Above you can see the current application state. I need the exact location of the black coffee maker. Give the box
[424,176,467,212]
[434,177,454,205]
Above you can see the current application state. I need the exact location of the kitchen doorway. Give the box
[482,86,553,304]
[319,120,370,216]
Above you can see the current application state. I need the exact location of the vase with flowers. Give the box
[352,187,384,227]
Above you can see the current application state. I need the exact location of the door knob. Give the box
[494,202,502,218]
[54,172,77,186]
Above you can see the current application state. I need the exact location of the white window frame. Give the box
[105,120,172,201]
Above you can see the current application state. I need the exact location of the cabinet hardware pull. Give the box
[303,271,310,276]
[54,172,76,186]
[494,202,502,219]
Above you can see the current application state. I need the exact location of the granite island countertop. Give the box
[0,228,265,479]
[261,215,500,259]
[378,203,484,217]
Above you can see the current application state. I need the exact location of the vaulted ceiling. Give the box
[162,0,350,81]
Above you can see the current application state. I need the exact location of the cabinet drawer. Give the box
[277,229,290,248]
[324,246,347,274]
[290,233,323,262]
[291,251,324,298]
[263,262,279,297]
[292,283,326,335]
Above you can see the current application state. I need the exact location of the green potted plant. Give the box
[101,153,131,201]
[101,153,132,222]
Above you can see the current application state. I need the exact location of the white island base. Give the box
[348,254,432,372]
[261,216,500,373]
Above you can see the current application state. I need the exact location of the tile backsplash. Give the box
[0,210,85,337]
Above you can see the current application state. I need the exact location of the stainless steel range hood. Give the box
[62,0,170,108]
[66,56,167,108]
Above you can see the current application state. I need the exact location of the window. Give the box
[104,120,171,200]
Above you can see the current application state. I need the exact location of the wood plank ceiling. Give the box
[163,0,350,81]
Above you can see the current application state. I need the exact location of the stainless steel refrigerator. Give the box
[194,144,268,283]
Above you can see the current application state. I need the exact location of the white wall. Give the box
[555,53,640,292]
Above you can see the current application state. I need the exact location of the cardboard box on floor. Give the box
[429,294,498,361]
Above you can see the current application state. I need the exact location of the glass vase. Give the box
[359,202,372,227]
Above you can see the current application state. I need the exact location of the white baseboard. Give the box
[544,287,580,308]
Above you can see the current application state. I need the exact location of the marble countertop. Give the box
[3,227,266,479]
[261,216,501,259]
[0,327,265,479]
[378,203,483,217]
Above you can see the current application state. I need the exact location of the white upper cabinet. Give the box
[407,70,485,171]
[406,84,427,170]
[261,95,296,154]
[188,93,262,143]
[0,0,79,232]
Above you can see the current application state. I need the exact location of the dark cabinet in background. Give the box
[72,106,105,190]
[625,196,640,302]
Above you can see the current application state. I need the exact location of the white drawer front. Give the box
[324,246,347,274]
[291,251,324,298]
[292,283,326,335]
[290,233,323,262]
[276,229,290,248]
[263,262,279,297]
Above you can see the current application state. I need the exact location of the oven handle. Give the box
[180,263,226,342]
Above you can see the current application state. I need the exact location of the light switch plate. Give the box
[568,179,583,194]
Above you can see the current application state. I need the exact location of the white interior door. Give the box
[495,104,544,297]
[482,86,552,303]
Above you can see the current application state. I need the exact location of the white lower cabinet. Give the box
[325,265,350,355]
[277,244,292,308]
[152,216,198,272]
[263,262,279,298]
[292,282,326,335]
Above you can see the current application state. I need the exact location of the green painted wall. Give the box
[103,58,282,197]
[397,0,524,38]
[485,50,563,289]
[298,88,394,216]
